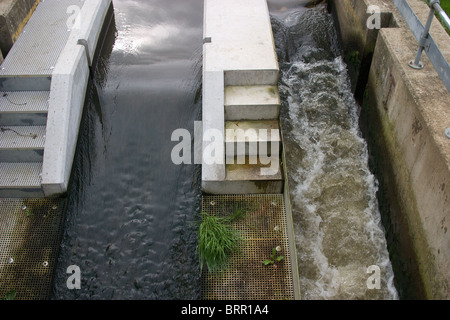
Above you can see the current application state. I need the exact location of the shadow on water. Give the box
[51,0,204,299]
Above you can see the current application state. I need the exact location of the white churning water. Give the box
[272,5,399,299]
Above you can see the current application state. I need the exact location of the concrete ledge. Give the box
[41,0,112,197]
[225,120,280,158]
[203,0,279,84]
[76,0,112,65]
[201,70,226,183]
[329,0,398,96]
[224,85,280,120]
[202,180,284,195]
[202,0,281,194]
[363,1,450,299]
[224,70,279,86]
[41,44,88,196]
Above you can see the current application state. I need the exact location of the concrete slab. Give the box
[202,70,226,183]
[203,0,279,86]
[75,0,112,65]
[225,120,280,159]
[225,85,280,120]
[343,0,450,299]
[202,0,282,194]
[41,0,112,197]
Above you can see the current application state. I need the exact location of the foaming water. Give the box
[271,5,398,299]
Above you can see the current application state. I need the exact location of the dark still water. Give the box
[51,0,204,299]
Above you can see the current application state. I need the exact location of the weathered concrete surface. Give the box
[329,0,398,99]
[0,0,39,59]
[331,0,450,299]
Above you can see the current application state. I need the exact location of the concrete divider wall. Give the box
[201,0,282,194]
[41,44,89,196]
[41,0,112,196]
[330,0,450,299]
[329,0,398,98]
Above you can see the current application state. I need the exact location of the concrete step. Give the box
[0,91,49,125]
[224,69,279,87]
[225,120,281,159]
[0,125,45,162]
[203,156,283,194]
[0,76,52,91]
[0,162,43,198]
[224,85,280,121]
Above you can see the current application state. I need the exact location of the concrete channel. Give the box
[0,0,113,299]
[331,0,450,299]
[0,0,449,300]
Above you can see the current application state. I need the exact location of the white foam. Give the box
[281,54,399,299]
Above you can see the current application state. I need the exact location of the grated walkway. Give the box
[201,194,295,300]
[0,198,66,300]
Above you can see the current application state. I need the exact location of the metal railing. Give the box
[432,0,450,29]
[392,0,450,93]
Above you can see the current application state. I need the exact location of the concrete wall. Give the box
[329,0,398,100]
[41,0,113,197]
[0,0,39,60]
[330,0,450,299]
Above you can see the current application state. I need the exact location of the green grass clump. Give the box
[424,0,450,34]
[440,1,450,15]
[198,212,241,273]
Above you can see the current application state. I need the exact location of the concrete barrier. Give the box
[41,44,88,196]
[202,0,283,194]
[330,0,450,299]
[41,0,112,196]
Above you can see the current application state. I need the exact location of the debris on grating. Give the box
[201,194,294,300]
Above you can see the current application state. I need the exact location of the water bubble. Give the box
[210,201,215,206]
[21,205,27,211]
[43,261,49,267]
[8,258,14,264]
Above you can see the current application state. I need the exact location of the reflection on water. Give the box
[271,4,398,299]
[51,0,203,299]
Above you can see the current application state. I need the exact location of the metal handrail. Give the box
[392,0,450,93]
[432,0,450,30]
[409,0,450,69]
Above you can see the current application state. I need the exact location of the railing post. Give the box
[408,0,439,69]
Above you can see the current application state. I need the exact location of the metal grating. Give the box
[0,126,46,149]
[0,162,42,187]
[0,0,85,76]
[201,194,294,300]
[0,91,49,113]
[0,198,66,300]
